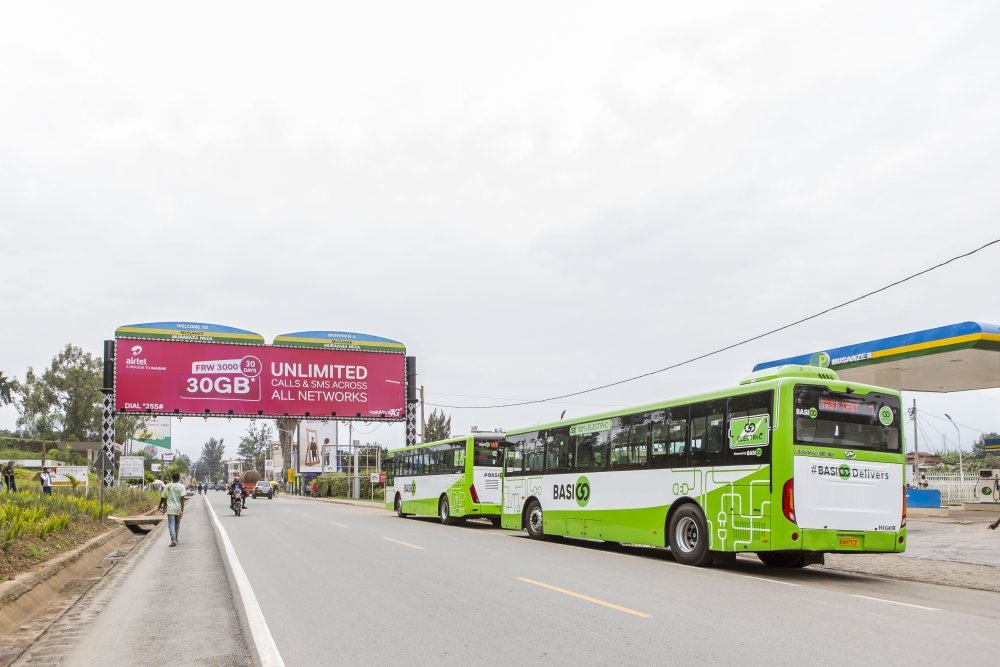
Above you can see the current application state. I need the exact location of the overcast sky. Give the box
[2,2,999,463]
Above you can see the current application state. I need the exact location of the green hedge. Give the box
[314,473,385,501]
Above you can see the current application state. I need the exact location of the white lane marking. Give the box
[741,575,802,587]
[330,521,348,528]
[301,514,313,519]
[383,537,424,550]
[517,577,652,618]
[851,595,939,611]
[206,498,285,666]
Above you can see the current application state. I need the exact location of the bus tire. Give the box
[525,500,544,540]
[395,494,408,518]
[757,552,806,568]
[489,517,501,528]
[439,496,456,525]
[668,504,711,566]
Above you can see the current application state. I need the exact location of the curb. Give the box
[0,523,137,638]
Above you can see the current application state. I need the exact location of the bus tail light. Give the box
[901,488,907,528]
[469,484,480,504]
[782,479,796,524]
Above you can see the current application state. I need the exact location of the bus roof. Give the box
[505,366,895,436]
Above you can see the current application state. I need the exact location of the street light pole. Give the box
[944,414,966,497]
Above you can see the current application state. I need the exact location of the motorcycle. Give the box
[230,486,244,516]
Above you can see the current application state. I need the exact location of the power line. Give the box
[432,238,1000,410]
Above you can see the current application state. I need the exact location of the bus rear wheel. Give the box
[395,494,408,518]
[439,496,456,525]
[757,552,806,568]
[525,500,544,540]
[668,504,711,566]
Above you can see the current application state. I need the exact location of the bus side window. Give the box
[690,399,725,466]
[516,433,542,474]
[543,428,572,473]
[506,444,524,475]
[574,432,609,472]
[648,411,668,469]
[663,406,689,468]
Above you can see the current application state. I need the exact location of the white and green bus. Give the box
[500,365,907,567]
[385,433,504,525]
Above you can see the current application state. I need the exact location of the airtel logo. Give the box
[131,345,143,356]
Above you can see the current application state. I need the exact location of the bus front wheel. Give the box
[668,504,711,566]
[395,494,408,518]
[525,500,544,540]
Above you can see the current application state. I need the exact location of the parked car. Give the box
[252,480,273,499]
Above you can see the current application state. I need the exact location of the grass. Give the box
[0,486,160,581]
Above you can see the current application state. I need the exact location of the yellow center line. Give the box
[329,521,348,528]
[517,577,652,618]
[383,537,425,550]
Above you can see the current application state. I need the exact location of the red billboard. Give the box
[115,339,405,419]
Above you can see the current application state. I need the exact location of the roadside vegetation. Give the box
[313,472,385,502]
[0,480,159,581]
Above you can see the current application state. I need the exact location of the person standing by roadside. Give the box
[158,472,187,547]
[2,461,15,492]
[40,467,53,494]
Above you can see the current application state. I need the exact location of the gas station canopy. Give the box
[753,321,1000,392]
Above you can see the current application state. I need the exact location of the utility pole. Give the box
[910,399,919,486]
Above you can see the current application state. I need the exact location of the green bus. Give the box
[385,433,504,525]
[500,365,907,567]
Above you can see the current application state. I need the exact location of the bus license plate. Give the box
[838,535,862,548]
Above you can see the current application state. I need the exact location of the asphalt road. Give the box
[215,494,1000,666]
[15,494,1000,666]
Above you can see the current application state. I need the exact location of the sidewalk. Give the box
[12,496,252,666]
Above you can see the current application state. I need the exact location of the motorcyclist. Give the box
[229,475,247,509]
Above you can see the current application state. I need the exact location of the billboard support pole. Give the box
[405,356,417,446]
[100,340,117,520]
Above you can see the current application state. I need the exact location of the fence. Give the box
[925,473,980,505]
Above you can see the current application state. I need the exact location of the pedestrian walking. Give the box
[158,472,187,547]
[40,467,53,495]
[2,461,16,492]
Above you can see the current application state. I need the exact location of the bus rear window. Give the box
[794,385,901,452]
[474,443,502,467]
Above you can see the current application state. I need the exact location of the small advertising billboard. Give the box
[298,420,349,474]
[119,456,146,479]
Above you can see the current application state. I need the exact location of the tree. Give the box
[972,432,999,458]
[0,371,17,406]
[275,418,299,483]
[423,409,451,442]
[16,344,103,443]
[198,437,226,483]
[163,452,191,480]
[238,422,274,474]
